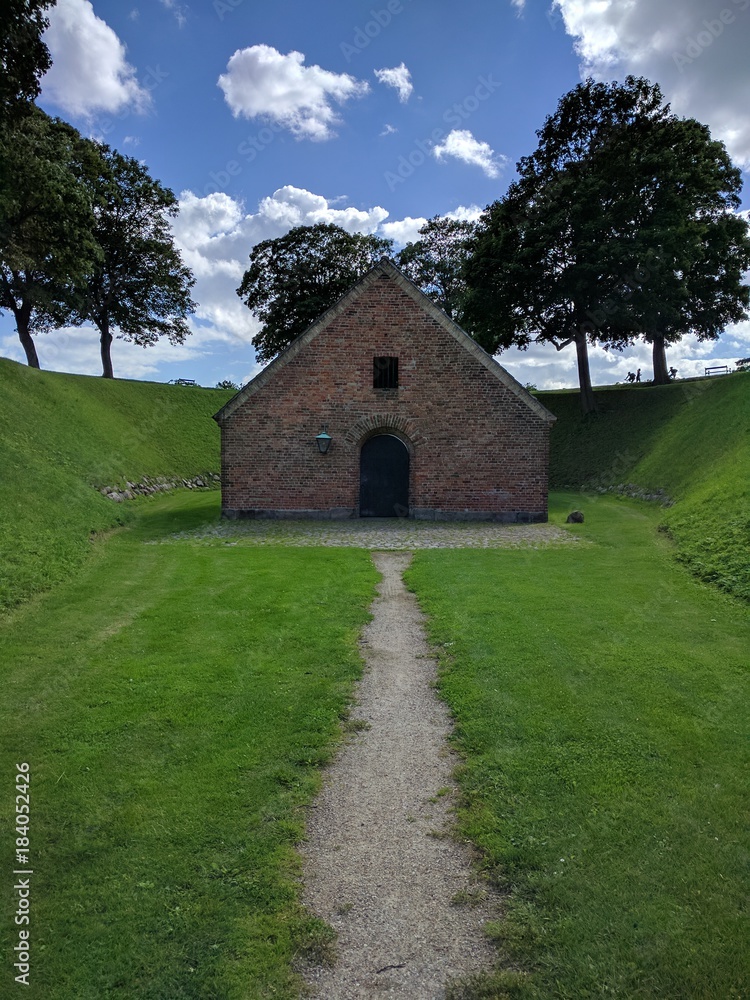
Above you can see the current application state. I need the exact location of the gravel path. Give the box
[165,517,577,549]
[299,551,500,999]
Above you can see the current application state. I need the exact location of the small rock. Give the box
[566,511,584,524]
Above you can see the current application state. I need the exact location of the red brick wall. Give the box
[218,270,552,521]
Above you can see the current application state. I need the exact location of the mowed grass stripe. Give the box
[407,493,749,1000]
[1,492,377,999]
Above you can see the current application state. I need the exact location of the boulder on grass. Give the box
[566,510,584,523]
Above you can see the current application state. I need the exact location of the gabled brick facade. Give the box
[214,259,555,521]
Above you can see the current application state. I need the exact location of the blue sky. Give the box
[2,0,749,388]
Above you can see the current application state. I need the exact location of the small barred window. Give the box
[373,356,399,389]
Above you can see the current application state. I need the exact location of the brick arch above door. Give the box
[344,413,427,448]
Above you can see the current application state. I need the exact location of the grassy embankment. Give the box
[544,372,749,600]
[0,357,233,612]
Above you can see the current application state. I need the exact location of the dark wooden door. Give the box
[359,434,409,517]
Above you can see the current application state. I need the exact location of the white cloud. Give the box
[446,204,484,223]
[432,129,507,177]
[553,0,750,168]
[381,205,484,247]
[170,186,390,346]
[217,45,370,141]
[0,325,205,381]
[374,63,413,102]
[511,0,526,12]
[380,123,398,136]
[381,216,427,246]
[41,0,151,118]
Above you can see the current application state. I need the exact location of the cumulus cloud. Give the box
[553,0,750,168]
[432,129,507,177]
[380,205,484,247]
[381,216,427,246]
[42,0,151,117]
[447,204,484,223]
[374,63,413,102]
[217,45,370,141]
[170,186,390,344]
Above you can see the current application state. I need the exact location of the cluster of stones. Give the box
[98,472,220,502]
[594,482,674,506]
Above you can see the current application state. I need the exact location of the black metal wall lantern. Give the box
[315,425,332,454]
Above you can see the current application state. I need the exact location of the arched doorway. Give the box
[359,434,409,517]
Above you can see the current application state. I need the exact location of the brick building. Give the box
[214,258,555,521]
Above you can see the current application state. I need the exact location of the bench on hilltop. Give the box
[704,366,729,376]
[169,378,197,386]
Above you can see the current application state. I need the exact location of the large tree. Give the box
[0,105,100,368]
[70,147,196,378]
[464,76,750,410]
[396,216,477,321]
[599,115,749,382]
[237,223,393,364]
[0,0,55,119]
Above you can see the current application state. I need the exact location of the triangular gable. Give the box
[214,257,556,425]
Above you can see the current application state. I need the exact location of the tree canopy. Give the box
[396,216,477,321]
[0,0,55,118]
[0,104,100,368]
[68,146,197,378]
[464,76,750,411]
[237,223,393,364]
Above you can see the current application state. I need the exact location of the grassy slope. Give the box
[543,373,750,599]
[408,493,749,999]
[0,357,232,612]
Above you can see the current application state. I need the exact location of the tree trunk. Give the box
[99,318,114,379]
[651,334,669,384]
[14,301,40,369]
[575,330,598,414]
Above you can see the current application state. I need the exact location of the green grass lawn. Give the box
[407,492,749,999]
[2,489,747,998]
[0,491,376,999]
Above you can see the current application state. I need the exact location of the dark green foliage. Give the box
[0,0,54,116]
[69,146,197,378]
[464,76,750,410]
[0,104,101,366]
[396,215,476,320]
[237,222,393,363]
